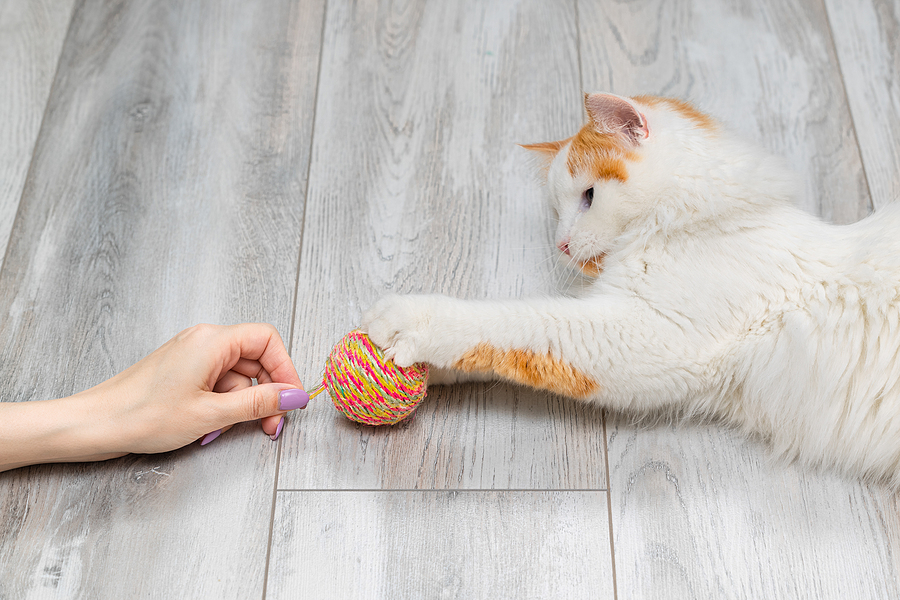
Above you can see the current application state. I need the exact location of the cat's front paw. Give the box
[361,294,434,367]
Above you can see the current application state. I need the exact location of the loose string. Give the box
[306,382,326,400]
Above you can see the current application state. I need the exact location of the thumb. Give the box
[220,383,311,422]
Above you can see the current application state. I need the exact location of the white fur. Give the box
[363,95,900,487]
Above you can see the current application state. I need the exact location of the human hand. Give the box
[77,323,307,456]
[0,323,310,471]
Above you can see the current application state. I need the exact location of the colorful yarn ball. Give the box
[324,330,429,426]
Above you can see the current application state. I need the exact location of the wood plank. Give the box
[0,0,324,596]
[0,0,75,271]
[577,0,870,224]
[577,0,900,596]
[824,0,900,209]
[607,424,899,598]
[265,491,614,599]
[281,0,608,490]
[824,0,900,585]
[870,489,900,592]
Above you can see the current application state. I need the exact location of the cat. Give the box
[362,92,900,487]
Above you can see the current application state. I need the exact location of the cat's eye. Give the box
[579,187,594,212]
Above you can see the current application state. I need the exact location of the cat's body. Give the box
[362,93,900,486]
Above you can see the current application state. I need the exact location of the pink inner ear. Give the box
[584,93,649,143]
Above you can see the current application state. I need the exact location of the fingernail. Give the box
[279,388,309,411]
[200,429,222,446]
[270,417,285,441]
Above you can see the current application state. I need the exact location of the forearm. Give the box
[0,391,122,473]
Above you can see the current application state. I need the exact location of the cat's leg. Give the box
[362,293,695,408]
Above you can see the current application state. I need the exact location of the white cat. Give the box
[362,92,900,487]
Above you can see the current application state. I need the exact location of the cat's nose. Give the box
[557,239,570,255]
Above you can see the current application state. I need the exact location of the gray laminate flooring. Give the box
[2,1,899,598]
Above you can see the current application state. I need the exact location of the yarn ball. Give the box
[324,330,429,426]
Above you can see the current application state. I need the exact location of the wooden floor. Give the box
[2,0,900,597]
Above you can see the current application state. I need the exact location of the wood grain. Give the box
[607,423,899,598]
[281,0,608,490]
[824,0,900,209]
[4,0,899,595]
[577,0,871,224]
[0,0,75,271]
[0,0,324,596]
[578,0,899,596]
[265,491,614,599]
[824,0,900,588]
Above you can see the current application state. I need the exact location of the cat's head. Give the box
[524,93,782,276]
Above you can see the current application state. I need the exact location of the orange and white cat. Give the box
[362,92,900,486]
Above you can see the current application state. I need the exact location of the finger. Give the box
[210,382,309,424]
[213,370,253,393]
[199,424,234,446]
[221,323,302,387]
[229,357,275,384]
[261,414,285,439]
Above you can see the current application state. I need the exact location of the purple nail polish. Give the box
[270,417,285,441]
[201,429,222,446]
[279,389,310,411]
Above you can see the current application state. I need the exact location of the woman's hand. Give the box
[0,323,308,472]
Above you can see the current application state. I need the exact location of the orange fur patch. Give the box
[577,253,606,277]
[566,123,633,182]
[632,95,717,131]
[525,95,713,182]
[453,343,600,399]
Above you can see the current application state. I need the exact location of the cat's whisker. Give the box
[508,245,557,251]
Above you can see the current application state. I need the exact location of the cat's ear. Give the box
[584,93,649,144]
[520,139,568,156]
[520,139,570,174]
